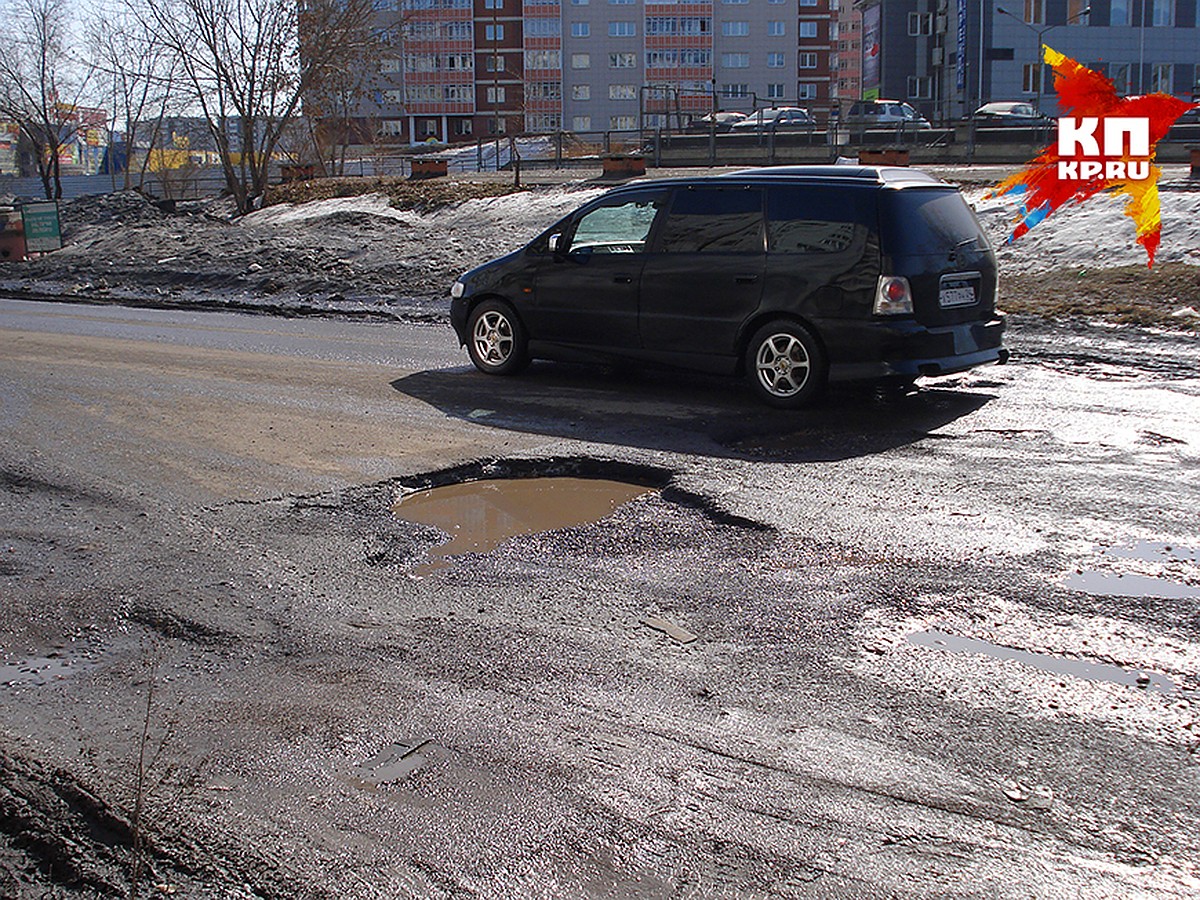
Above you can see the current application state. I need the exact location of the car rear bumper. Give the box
[826,316,1007,382]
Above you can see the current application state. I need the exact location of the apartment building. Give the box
[345,0,841,143]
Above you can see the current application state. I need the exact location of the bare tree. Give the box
[89,12,179,191]
[132,0,379,214]
[0,0,93,199]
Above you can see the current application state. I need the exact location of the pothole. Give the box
[395,476,656,574]
[908,629,1178,695]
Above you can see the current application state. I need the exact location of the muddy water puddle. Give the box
[394,477,655,574]
[909,629,1177,695]
[1,641,109,688]
[1065,541,1200,600]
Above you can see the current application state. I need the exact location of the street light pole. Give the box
[996,5,1090,113]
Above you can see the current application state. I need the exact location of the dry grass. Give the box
[1001,263,1200,331]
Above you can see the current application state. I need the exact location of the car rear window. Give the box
[879,188,989,257]
[658,187,764,253]
[766,185,876,254]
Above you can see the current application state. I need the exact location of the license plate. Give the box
[939,275,979,308]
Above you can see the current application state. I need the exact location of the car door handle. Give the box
[613,274,633,284]
[735,274,759,284]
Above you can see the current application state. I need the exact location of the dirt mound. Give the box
[58,191,167,233]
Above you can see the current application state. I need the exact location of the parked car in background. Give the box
[684,111,748,133]
[449,166,1006,408]
[844,100,931,129]
[729,107,814,132]
[968,101,1054,126]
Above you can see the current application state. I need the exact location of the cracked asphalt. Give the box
[1,297,1198,898]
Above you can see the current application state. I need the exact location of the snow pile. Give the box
[969,186,1200,272]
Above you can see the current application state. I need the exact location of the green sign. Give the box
[21,202,62,253]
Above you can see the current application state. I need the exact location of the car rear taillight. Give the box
[874,275,913,315]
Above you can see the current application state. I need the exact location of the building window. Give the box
[679,49,711,66]
[1021,63,1040,93]
[526,19,561,37]
[609,21,636,36]
[611,115,637,129]
[680,16,712,34]
[485,24,503,40]
[1023,0,1044,24]
[721,0,748,4]
[1151,63,1172,91]
[525,50,562,68]
[485,54,504,72]
[646,16,677,34]
[456,119,472,135]
[609,84,637,99]
[798,82,818,100]
[526,114,562,131]
[571,22,590,36]
[646,50,679,67]
[767,52,786,68]
[722,21,750,35]
[572,115,592,130]
[444,22,471,38]
[528,81,563,99]
[768,20,786,36]
[1109,0,1129,24]
[798,52,818,69]
[380,120,404,135]
[720,83,749,97]
[1067,0,1089,22]
[766,83,785,99]
[907,76,932,99]
[572,53,591,68]
[570,0,588,4]
[380,58,401,72]
[486,86,506,103]
[483,0,501,7]
[443,85,471,101]
[1109,62,1130,94]
[1151,0,1172,25]
[798,21,816,38]
[798,0,818,6]
[610,52,636,67]
[572,84,590,100]
[609,0,635,4]
[907,12,932,35]
[721,52,750,68]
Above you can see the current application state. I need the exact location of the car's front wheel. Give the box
[745,320,827,408]
[466,300,529,375]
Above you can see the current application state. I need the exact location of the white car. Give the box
[844,100,932,129]
[730,107,815,131]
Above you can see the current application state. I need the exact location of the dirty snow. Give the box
[1,168,1198,322]
[970,184,1200,272]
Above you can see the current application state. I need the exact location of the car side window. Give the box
[657,187,764,254]
[570,194,664,253]
[767,186,874,254]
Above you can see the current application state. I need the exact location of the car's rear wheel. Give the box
[745,320,827,408]
[467,300,529,375]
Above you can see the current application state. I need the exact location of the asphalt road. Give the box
[1,298,1198,898]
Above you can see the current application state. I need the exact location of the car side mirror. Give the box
[548,233,562,254]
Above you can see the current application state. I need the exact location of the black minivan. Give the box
[449,166,1007,408]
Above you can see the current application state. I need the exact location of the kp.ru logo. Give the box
[1055,117,1151,182]
[989,45,1195,266]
